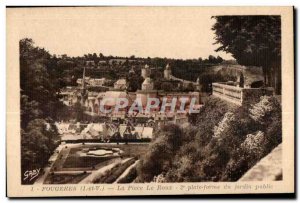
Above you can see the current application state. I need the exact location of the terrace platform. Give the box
[212,82,274,106]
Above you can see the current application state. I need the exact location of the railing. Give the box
[212,83,243,105]
[212,82,274,106]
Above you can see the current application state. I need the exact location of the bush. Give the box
[241,131,266,157]
[21,119,60,184]
[199,72,236,93]
[137,95,282,182]
[221,96,282,181]
[117,167,137,183]
[193,97,235,146]
[136,124,184,182]
[249,96,281,126]
[249,96,282,152]
[93,158,136,183]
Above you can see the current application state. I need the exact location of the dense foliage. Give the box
[20,39,62,183]
[212,16,281,94]
[198,71,237,92]
[136,96,282,182]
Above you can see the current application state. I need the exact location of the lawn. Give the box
[61,143,149,170]
[63,153,118,169]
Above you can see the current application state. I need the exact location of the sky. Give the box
[11,7,233,60]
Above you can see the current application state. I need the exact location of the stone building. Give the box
[114,79,128,90]
[129,67,135,74]
[164,64,172,79]
[195,77,201,91]
[142,77,154,91]
[141,64,151,79]
[86,60,96,67]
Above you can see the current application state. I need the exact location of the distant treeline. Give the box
[46,50,226,86]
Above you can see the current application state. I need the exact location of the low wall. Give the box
[212,83,274,106]
[239,144,282,181]
[212,83,242,105]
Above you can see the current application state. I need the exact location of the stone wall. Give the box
[239,144,282,181]
[212,83,242,105]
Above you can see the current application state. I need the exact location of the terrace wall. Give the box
[212,82,274,106]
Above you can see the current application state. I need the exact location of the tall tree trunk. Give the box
[274,63,282,95]
[265,62,281,95]
[262,66,267,86]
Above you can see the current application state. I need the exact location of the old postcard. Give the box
[6,7,294,197]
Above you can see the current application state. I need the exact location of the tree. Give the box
[99,53,104,58]
[160,82,174,92]
[239,72,245,88]
[21,95,42,128]
[73,101,85,122]
[198,71,237,93]
[21,119,59,184]
[20,38,62,119]
[249,96,281,126]
[20,38,63,184]
[137,124,184,182]
[249,96,282,149]
[92,53,98,64]
[216,56,224,63]
[208,55,216,63]
[184,82,195,92]
[212,16,281,94]
[126,74,144,92]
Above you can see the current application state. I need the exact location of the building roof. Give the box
[129,67,135,73]
[86,61,95,66]
[102,91,129,106]
[60,86,78,93]
[109,59,127,65]
[115,79,127,85]
[98,60,107,64]
[142,77,152,85]
[96,92,106,99]
[165,64,171,70]
[90,78,106,81]
[133,126,153,138]
[136,93,158,106]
